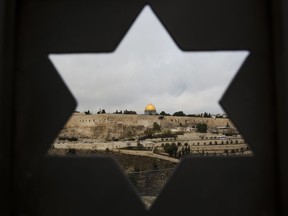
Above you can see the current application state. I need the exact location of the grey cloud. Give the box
[49,6,249,115]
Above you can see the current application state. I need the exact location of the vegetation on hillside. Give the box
[196,123,208,133]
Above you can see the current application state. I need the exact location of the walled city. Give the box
[52,112,252,158]
[49,112,252,207]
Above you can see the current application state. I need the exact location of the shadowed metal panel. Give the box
[271,0,288,215]
[14,0,147,214]
[37,157,146,216]
[0,0,16,215]
[12,0,278,215]
[149,0,277,213]
[16,0,146,53]
[220,53,275,164]
[150,157,274,216]
[149,0,268,51]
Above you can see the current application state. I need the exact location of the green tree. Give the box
[196,123,208,133]
[203,112,211,117]
[160,111,170,116]
[84,110,91,115]
[153,122,161,132]
[173,111,186,116]
[163,143,178,157]
[123,110,137,115]
[144,128,154,138]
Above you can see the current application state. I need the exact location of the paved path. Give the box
[53,143,179,163]
[111,149,179,163]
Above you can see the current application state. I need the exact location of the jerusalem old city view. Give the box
[48,6,252,208]
[49,103,252,207]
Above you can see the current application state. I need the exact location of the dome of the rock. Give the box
[144,103,156,115]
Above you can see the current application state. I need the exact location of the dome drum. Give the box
[144,103,156,115]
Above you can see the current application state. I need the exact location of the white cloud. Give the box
[49,6,249,115]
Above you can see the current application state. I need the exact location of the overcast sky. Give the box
[49,6,249,115]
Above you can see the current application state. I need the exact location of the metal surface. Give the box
[150,157,273,216]
[0,0,16,215]
[271,0,288,215]
[0,0,286,215]
[37,156,146,216]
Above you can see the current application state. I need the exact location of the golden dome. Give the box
[145,103,156,111]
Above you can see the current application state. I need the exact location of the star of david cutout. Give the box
[48,6,252,209]
[10,0,277,214]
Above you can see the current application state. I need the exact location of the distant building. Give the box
[144,103,157,115]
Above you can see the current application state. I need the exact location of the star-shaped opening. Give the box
[48,5,253,208]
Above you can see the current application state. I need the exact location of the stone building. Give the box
[144,103,157,115]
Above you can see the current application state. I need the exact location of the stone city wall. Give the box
[60,113,234,140]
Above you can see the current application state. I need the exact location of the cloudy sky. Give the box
[49,6,249,115]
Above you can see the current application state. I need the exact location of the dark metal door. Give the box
[1,0,287,215]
